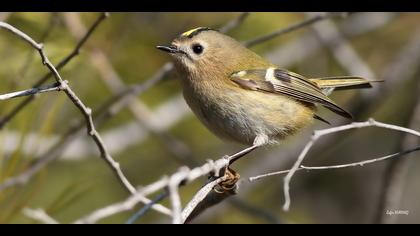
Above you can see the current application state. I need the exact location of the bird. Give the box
[157,27,378,160]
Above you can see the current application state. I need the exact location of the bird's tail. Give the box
[309,76,383,95]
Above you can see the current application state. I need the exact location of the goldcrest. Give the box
[157,27,376,147]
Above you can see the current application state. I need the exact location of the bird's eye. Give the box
[192,44,203,54]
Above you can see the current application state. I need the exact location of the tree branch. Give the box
[248,146,420,178]
[0,82,61,100]
[0,19,170,214]
[247,119,420,211]
[0,12,108,129]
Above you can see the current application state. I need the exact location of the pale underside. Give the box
[183,86,315,146]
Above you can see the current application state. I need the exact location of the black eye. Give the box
[192,44,203,54]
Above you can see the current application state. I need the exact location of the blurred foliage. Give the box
[0,12,419,224]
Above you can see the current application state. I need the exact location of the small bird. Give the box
[157,27,377,155]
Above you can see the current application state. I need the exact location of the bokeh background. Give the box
[0,12,419,224]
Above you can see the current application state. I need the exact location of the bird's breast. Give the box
[182,81,314,146]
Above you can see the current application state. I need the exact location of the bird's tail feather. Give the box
[309,76,383,95]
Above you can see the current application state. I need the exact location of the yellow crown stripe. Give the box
[181,27,203,37]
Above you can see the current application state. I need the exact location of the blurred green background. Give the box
[0,12,419,224]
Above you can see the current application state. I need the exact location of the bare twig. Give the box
[0,13,108,129]
[248,146,420,178]
[75,143,261,224]
[74,12,398,223]
[243,12,349,47]
[0,82,61,100]
[74,176,171,224]
[246,118,420,211]
[63,13,197,166]
[74,157,232,223]
[0,19,140,195]
[126,191,169,224]
[0,19,174,217]
[3,12,406,224]
[3,12,392,161]
[22,208,59,224]
[168,167,190,224]
[170,13,400,224]
[13,13,59,88]
[0,63,174,216]
[181,175,228,223]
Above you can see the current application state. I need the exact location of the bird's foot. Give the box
[214,167,240,194]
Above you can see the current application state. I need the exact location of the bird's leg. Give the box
[211,145,258,193]
[215,136,265,193]
[228,134,267,164]
[228,144,259,165]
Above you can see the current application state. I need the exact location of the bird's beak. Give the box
[156,45,181,54]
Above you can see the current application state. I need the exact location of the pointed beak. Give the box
[156,45,181,54]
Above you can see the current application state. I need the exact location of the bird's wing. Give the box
[230,68,352,119]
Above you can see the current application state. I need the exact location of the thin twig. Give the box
[0,63,174,216]
[63,13,198,166]
[243,12,349,47]
[246,118,420,211]
[76,143,261,224]
[22,208,59,224]
[126,191,169,224]
[183,13,400,224]
[0,20,140,195]
[168,167,190,224]
[74,157,231,223]
[0,13,108,129]
[13,13,59,88]
[248,146,420,179]
[74,176,171,224]
[0,82,61,100]
[0,19,174,217]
